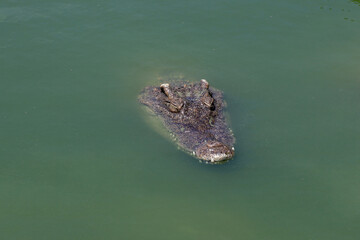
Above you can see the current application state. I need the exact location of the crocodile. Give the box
[138,79,235,163]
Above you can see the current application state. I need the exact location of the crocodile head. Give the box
[139,79,235,163]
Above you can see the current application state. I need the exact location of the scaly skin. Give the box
[138,79,235,163]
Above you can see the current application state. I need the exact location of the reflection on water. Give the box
[352,0,360,6]
[320,0,360,22]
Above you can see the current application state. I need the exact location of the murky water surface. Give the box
[1,1,360,239]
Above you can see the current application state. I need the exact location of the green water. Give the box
[1,0,360,239]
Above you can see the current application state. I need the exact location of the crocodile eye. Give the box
[200,79,214,109]
[201,94,213,107]
[160,83,184,112]
[160,83,171,96]
[201,79,209,89]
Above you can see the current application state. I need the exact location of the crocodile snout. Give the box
[195,140,234,162]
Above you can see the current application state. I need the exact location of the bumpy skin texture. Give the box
[138,80,235,163]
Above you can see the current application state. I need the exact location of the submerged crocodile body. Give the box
[138,79,235,163]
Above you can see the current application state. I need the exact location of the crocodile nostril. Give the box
[196,140,234,162]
